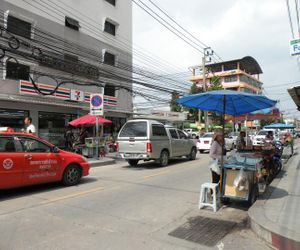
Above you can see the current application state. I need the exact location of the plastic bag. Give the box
[233,168,249,191]
[209,159,221,175]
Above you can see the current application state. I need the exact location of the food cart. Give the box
[222,151,261,205]
[222,145,275,205]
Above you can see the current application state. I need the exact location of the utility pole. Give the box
[202,47,214,132]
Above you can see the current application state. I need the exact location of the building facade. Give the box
[190,56,263,94]
[0,0,132,147]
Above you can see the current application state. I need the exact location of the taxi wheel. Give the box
[62,164,82,186]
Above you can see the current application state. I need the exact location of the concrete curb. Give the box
[248,150,300,250]
[88,157,116,168]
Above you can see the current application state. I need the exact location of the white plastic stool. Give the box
[198,182,220,212]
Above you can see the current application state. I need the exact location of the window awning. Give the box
[288,86,300,110]
[65,17,81,28]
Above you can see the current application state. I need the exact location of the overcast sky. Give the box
[133,0,300,119]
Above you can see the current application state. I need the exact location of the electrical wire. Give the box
[286,0,295,38]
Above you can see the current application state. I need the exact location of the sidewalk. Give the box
[248,143,300,250]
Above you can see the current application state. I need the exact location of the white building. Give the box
[0,0,132,147]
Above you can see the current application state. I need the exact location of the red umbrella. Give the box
[69,114,112,126]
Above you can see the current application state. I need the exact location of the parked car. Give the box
[197,132,235,153]
[0,132,90,190]
[117,119,197,167]
[252,129,277,146]
[183,128,199,138]
[228,132,239,146]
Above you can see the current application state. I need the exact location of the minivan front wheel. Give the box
[159,150,169,167]
[127,159,139,167]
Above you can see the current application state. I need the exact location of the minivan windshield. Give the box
[119,121,147,137]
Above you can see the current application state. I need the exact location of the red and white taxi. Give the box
[0,131,90,189]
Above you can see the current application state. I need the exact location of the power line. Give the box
[132,0,206,55]
[286,0,295,38]
[146,0,223,62]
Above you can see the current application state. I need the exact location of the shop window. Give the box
[103,52,115,66]
[105,0,116,6]
[38,112,77,148]
[104,20,116,36]
[224,75,237,83]
[65,16,80,31]
[104,85,116,97]
[0,109,29,132]
[6,61,30,80]
[7,15,31,39]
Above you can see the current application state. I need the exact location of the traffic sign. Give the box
[290,39,300,56]
[90,94,104,116]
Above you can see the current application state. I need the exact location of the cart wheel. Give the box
[248,183,259,206]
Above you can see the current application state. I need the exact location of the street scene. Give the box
[1,0,300,250]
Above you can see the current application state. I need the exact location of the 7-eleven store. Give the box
[0,81,129,148]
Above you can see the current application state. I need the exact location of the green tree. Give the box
[186,82,203,121]
[170,90,182,112]
[208,76,223,123]
[208,76,222,91]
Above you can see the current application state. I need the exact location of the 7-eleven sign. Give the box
[70,89,84,102]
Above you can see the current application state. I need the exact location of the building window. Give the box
[6,61,30,80]
[104,85,116,97]
[7,15,31,39]
[104,20,116,36]
[224,75,237,83]
[103,52,115,66]
[105,0,116,6]
[65,16,80,31]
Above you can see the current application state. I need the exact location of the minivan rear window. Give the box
[119,121,147,137]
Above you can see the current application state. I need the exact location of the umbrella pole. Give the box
[220,96,226,195]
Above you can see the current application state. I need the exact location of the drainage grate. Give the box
[168,216,236,246]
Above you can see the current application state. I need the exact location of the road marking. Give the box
[143,170,171,179]
[40,186,105,204]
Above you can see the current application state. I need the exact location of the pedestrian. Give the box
[24,117,36,134]
[64,126,74,151]
[78,126,89,144]
[209,131,223,184]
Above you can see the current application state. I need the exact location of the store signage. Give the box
[90,94,104,116]
[290,39,300,56]
[19,81,118,107]
[70,89,84,102]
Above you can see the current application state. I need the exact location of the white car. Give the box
[252,129,277,146]
[197,132,235,153]
[183,128,199,139]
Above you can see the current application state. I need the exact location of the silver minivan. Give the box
[117,119,197,167]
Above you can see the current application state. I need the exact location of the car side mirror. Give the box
[53,146,59,153]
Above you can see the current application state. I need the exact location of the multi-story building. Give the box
[0,0,132,147]
[190,56,263,94]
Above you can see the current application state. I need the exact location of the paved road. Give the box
[0,153,270,250]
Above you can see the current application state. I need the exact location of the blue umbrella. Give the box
[176,90,277,116]
[264,123,295,129]
[177,90,277,171]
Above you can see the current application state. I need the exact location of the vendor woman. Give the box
[236,131,246,150]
